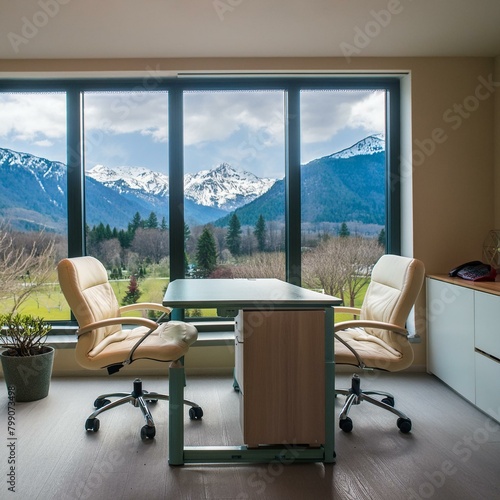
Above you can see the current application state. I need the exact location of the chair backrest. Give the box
[361,254,425,348]
[57,256,122,354]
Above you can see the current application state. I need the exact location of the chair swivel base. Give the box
[336,373,412,434]
[84,378,203,440]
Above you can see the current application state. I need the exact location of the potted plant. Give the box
[0,313,54,402]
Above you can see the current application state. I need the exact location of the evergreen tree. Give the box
[121,275,141,305]
[339,222,350,238]
[378,228,386,248]
[226,213,242,256]
[184,223,191,242]
[146,211,158,229]
[254,214,266,252]
[129,212,142,233]
[196,226,217,277]
[160,216,168,231]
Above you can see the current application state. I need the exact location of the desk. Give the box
[163,278,341,465]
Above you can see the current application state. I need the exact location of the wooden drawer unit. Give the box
[235,309,326,447]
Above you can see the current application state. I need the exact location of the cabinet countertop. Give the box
[427,274,500,296]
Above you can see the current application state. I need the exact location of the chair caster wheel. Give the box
[381,397,395,407]
[397,417,412,433]
[141,425,156,440]
[339,417,353,433]
[85,418,100,432]
[189,406,203,420]
[94,398,110,409]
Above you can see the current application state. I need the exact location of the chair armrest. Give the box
[334,319,408,337]
[77,317,158,336]
[335,306,362,317]
[119,303,172,315]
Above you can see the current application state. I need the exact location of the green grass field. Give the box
[1,277,367,322]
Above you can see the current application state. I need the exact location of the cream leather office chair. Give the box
[335,254,425,434]
[57,256,202,440]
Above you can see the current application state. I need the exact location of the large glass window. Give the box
[300,90,386,309]
[0,91,67,318]
[83,91,169,311]
[182,89,286,317]
[0,77,400,327]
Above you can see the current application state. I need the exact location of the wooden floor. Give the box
[1,371,499,500]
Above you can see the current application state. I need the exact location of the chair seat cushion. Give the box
[335,328,411,371]
[83,321,198,369]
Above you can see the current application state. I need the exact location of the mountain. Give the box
[0,150,274,231]
[0,148,66,231]
[215,135,386,228]
[185,163,275,210]
[329,134,384,159]
[0,135,385,232]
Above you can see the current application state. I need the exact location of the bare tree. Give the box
[0,225,56,313]
[96,238,122,269]
[130,228,169,264]
[231,251,285,280]
[302,235,383,305]
[302,237,350,301]
[343,236,384,307]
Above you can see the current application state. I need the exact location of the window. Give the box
[0,76,400,326]
[83,91,169,309]
[0,91,68,319]
[300,89,387,307]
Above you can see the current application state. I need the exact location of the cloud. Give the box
[84,91,168,142]
[184,91,284,146]
[0,93,66,142]
[300,90,385,144]
[348,91,386,133]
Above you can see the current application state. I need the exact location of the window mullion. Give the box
[285,87,301,286]
[169,87,185,280]
[67,88,85,257]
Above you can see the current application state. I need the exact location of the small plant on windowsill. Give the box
[0,313,52,356]
[0,313,54,402]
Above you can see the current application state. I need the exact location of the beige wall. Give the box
[1,56,497,371]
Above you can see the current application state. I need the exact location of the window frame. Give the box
[0,75,401,328]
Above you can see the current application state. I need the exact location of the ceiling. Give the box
[0,0,499,60]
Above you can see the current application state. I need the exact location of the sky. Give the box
[0,89,385,180]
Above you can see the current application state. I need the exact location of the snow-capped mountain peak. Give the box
[184,163,275,210]
[329,134,385,160]
[87,164,169,196]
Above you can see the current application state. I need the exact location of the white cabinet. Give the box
[427,276,500,421]
[426,278,475,402]
[475,352,500,421]
[474,291,500,421]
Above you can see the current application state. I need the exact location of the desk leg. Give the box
[168,360,185,465]
[324,307,335,463]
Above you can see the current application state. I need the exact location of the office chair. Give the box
[335,254,425,434]
[57,256,202,440]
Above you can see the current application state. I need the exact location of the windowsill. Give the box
[46,325,236,350]
[47,332,420,348]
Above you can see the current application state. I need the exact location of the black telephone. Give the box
[449,260,497,282]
